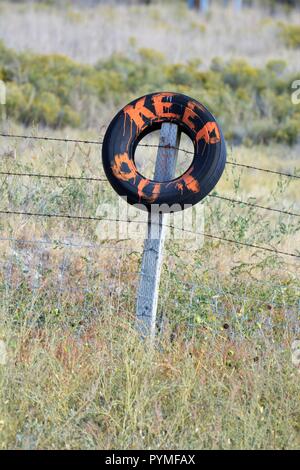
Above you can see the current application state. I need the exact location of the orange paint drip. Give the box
[196,122,220,144]
[187,100,206,113]
[181,167,200,193]
[111,153,137,183]
[147,183,161,203]
[137,178,149,201]
[152,93,179,119]
[123,97,156,134]
[137,179,161,203]
[182,102,198,131]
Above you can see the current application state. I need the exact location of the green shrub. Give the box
[266,59,287,75]
[279,23,300,48]
[0,41,299,145]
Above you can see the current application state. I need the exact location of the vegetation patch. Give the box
[279,22,300,48]
[1,42,299,145]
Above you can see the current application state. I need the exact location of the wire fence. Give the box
[0,209,299,259]
[1,130,300,319]
[1,131,300,257]
[1,132,300,179]
[1,240,299,314]
[0,169,299,218]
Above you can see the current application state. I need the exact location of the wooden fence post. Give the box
[136,123,180,340]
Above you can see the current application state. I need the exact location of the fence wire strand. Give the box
[1,132,300,180]
[1,258,298,311]
[1,131,299,323]
[0,170,107,182]
[0,170,299,219]
[0,208,299,259]
[1,132,300,258]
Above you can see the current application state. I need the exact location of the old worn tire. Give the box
[102,92,226,212]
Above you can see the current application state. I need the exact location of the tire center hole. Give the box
[134,129,194,181]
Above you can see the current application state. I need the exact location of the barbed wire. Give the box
[4,235,300,289]
[0,208,299,259]
[0,277,139,294]
[0,170,107,182]
[2,234,300,292]
[1,238,299,310]
[1,262,298,310]
[209,194,300,218]
[0,235,137,251]
[225,161,300,180]
[2,133,299,323]
[0,133,101,145]
[1,132,299,180]
[0,261,139,280]
[1,241,299,303]
[0,169,299,219]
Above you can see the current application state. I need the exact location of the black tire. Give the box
[102,92,226,212]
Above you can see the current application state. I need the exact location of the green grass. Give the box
[0,279,299,450]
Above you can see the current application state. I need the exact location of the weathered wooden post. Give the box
[135,123,180,340]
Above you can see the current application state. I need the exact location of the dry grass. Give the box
[0,127,299,449]
[0,123,299,288]
[0,1,299,71]
[0,299,299,450]
[0,0,299,451]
